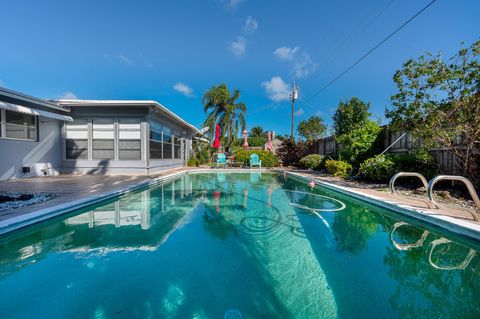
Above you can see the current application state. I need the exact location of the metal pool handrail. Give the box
[428,238,477,271]
[427,175,480,221]
[389,172,437,209]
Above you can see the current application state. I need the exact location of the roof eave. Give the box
[0,87,70,112]
[56,99,199,133]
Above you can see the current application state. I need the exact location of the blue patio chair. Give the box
[216,153,227,168]
[249,153,262,168]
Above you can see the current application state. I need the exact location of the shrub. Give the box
[276,139,308,166]
[359,155,395,181]
[336,120,383,167]
[388,149,438,179]
[325,159,352,178]
[233,149,279,167]
[247,136,267,147]
[299,154,324,170]
[187,157,199,167]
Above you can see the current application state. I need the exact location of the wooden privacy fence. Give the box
[311,126,465,175]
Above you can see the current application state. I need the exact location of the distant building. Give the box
[0,87,198,181]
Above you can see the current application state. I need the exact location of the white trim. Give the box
[0,87,70,112]
[0,101,73,122]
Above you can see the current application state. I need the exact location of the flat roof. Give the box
[56,99,199,132]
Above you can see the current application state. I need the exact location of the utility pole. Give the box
[290,82,298,142]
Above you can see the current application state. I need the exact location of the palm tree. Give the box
[202,83,246,147]
[250,126,264,137]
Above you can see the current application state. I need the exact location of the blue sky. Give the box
[1,0,479,135]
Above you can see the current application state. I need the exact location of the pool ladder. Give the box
[389,173,480,221]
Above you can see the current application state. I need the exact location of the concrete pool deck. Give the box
[0,167,479,240]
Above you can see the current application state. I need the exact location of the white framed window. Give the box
[65,119,89,159]
[0,109,37,141]
[92,119,114,159]
[118,119,141,160]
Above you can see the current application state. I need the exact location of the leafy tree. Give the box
[247,136,267,147]
[297,115,327,142]
[336,120,383,167]
[333,97,370,136]
[250,126,265,137]
[386,40,480,182]
[202,83,247,147]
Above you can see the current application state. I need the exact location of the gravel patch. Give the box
[0,192,56,211]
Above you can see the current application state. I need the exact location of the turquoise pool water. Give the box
[0,172,479,318]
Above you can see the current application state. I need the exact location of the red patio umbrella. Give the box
[212,124,221,149]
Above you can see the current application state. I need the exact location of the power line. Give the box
[305,0,438,103]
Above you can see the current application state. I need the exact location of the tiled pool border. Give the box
[0,168,479,242]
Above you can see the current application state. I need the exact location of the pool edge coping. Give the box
[2,168,479,242]
[284,171,480,242]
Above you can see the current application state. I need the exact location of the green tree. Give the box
[250,126,265,137]
[202,83,247,147]
[336,120,383,167]
[386,40,480,181]
[297,115,327,142]
[333,97,370,136]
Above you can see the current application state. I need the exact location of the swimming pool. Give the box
[0,172,479,318]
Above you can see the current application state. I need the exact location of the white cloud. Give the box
[224,0,245,10]
[261,76,290,102]
[173,82,195,98]
[59,92,78,99]
[229,36,247,57]
[273,46,317,78]
[243,16,258,32]
[293,52,316,78]
[273,46,299,61]
[118,54,134,65]
[0,79,5,88]
[294,108,305,117]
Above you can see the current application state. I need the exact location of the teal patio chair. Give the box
[249,153,262,168]
[216,153,227,168]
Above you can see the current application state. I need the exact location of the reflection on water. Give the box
[0,173,479,318]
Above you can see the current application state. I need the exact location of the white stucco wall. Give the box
[0,118,62,181]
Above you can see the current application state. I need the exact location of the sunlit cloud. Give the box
[273,46,317,78]
[273,46,299,61]
[261,76,290,102]
[243,16,258,32]
[173,82,195,98]
[224,0,245,10]
[229,36,247,57]
[118,54,134,66]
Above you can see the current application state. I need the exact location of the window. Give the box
[119,119,141,160]
[148,123,176,160]
[65,119,88,159]
[149,129,163,159]
[3,110,37,141]
[174,136,182,159]
[163,130,172,159]
[92,119,114,159]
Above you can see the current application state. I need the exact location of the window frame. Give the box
[0,109,38,142]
